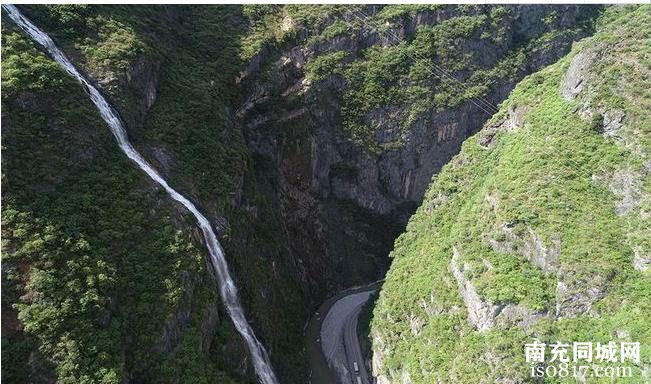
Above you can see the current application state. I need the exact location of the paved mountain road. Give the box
[343,301,371,384]
[319,288,375,384]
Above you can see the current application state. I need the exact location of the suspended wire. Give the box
[358,8,501,114]
[351,9,500,115]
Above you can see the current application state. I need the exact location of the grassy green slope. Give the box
[371,6,649,383]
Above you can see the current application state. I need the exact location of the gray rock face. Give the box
[489,225,560,274]
[237,5,598,298]
[522,231,561,274]
[451,247,546,332]
[478,105,527,148]
[555,268,608,317]
[633,246,650,272]
[451,247,501,331]
[484,192,561,274]
[603,109,626,139]
[607,168,643,216]
[152,271,221,370]
[561,49,595,101]
[154,272,194,355]
[563,40,650,277]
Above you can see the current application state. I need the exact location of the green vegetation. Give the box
[373,5,445,23]
[136,6,249,214]
[1,33,66,92]
[23,5,152,94]
[299,5,600,152]
[305,19,348,47]
[23,5,249,214]
[3,5,309,383]
[371,6,650,382]
[305,50,347,82]
[3,4,646,384]
[240,5,362,59]
[338,10,497,151]
[1,17,246,382]
[238,5,600,153]
[240,5,286,60]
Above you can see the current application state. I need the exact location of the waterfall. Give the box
[2,5,279,384]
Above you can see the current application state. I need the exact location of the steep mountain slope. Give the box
[370,5,650,383]
[2,5,306,383]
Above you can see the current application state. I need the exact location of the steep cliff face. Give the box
[370,5,649,383]
[237,5,601,296]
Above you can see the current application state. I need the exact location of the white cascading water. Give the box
[2,5,279,384]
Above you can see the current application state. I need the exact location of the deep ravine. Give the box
[1,5,279,384]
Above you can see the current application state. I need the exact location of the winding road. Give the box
[307,285,377,384]
[342,296,372,384]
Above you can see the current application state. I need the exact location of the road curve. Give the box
[319,287,376,384]
[343,301,371,384]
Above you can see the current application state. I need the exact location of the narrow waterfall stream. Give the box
[2,5,279,384]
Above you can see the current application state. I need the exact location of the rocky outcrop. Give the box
[478,105,526,148]
[451,246,499,331]
[561,31,650,278]
[152,272,221,358]
[451,247,546,331]
[488,224,561,274]
[633,246,650,272]
[607,168,644,216]
[4,5,624,383]
[561,49,595,101]
[555,270,608,317]
[370,6,650,383]
[119,56,160,133]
